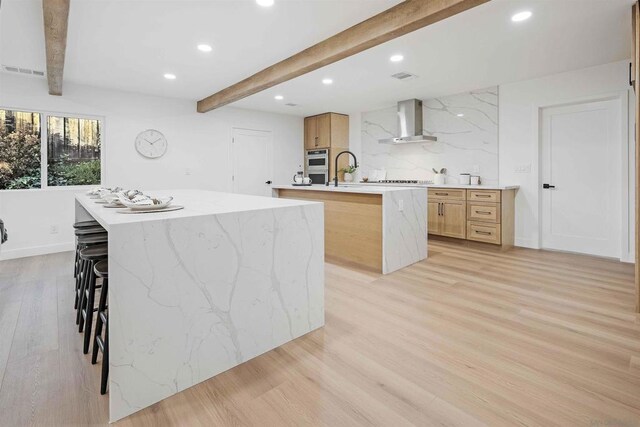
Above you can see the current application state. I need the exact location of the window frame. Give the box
[0,106,106,192]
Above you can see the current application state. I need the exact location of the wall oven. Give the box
[305,149,329,185]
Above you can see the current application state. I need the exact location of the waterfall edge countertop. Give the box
[76,189,321,232]
[273,184,427,275]
[75,189,325,422]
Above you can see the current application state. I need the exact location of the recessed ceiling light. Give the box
[256,0,274,6]
[511,11,532,22]
[322,78,333,85]
[457,113,464,117]
[197,44,212,52]
[164,73,176,80]
[274,95,284,100]
[390,54,404,63]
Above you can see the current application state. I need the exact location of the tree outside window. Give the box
[0,109,42,190]
[47,116,101,186]
[0,109,103,190]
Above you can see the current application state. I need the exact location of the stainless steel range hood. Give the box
[379,99,437,144]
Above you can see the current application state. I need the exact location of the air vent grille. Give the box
[285,103,298,107]
[391,72,418,81]
[2,64,45,78]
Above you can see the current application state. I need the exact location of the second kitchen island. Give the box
[273,185,427,274]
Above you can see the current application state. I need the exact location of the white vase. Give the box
[434,173,446,185]
[343,172,353,182]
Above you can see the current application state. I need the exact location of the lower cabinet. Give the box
[428,188,515,247]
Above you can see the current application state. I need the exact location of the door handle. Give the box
[265,180,272,184]
[542,183,555,189]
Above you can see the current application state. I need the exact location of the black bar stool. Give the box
[77,244,108,355]
[73,220,100,229]
[74,233,108,310]
[74,223,106,279]
[91,260,109,395]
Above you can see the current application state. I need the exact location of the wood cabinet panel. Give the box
[467,202,501,223]
[277,189,382,271]
[330,114,349,149]
[316,114,331,148]
[440,201,466,239]
[468,190,500,203]
[428,189,466,201]
[428,201,441,235]
[467,222,501,245]
[304,116,317,150]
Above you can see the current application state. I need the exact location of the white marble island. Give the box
[75,190,325,422]
[272,184,427,274]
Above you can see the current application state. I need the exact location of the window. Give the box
[0,108,102,190]
[47,116,101,186]
[0,109,42,189]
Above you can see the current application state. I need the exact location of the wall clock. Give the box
[135,129,168,159]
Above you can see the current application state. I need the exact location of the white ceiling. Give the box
[0,0,634,117]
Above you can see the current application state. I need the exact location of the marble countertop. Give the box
[76,189,320,231]
[426,184,519,190]
[272,184,423,194]
[334,183,519,191]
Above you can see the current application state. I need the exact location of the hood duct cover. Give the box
[379,99,437,144]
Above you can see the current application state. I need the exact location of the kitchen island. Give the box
[272,185,427,274]
[75,190,325,422]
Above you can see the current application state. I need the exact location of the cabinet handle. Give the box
[475,210,492,215]
[435,192,449,196]
[475,230,492,235]
[441,203,445,216]
[475,194,491,198]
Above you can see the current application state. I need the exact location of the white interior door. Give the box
[541,98,621,258]
[231,128,273,196]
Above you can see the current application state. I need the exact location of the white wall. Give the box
[0,73,303,260]
[499,60,634,261]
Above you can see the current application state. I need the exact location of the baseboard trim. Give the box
[514,237,539,249]
[0,242,75,261]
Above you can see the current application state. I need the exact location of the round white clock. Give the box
[135,129,167,159]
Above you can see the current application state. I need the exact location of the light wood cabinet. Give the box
[428,190,466,239]
[304,112,350,181]
[428,188,516,247]
[440,200,466,239]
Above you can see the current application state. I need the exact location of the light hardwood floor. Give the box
[1,240,639,426]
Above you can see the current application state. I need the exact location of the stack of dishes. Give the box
[86,187,181,213]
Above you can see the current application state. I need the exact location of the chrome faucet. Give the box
[334,150,358,187]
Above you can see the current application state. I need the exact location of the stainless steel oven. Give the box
[305,149,329,185]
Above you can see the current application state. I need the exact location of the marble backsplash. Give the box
[361,86,498,185]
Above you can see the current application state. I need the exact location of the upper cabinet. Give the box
[304,113,348,150]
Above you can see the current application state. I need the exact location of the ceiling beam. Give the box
[197,0,490,113]
[43,0,70,96]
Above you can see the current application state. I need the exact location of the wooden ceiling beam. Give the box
[43,0,70,96]
[197,0,490,113]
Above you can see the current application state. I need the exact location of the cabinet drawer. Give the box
[467,203,501,223]
[467,222,501,245]
[468,190,500,203]
[428,189,466,201]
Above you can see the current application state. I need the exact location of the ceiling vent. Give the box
[285,103,298,107]
[2,65,45,77]
[391,71,418,81]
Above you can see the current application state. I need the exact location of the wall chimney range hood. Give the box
[379,99,437,144]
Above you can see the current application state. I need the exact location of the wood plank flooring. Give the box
[0,240,638,426]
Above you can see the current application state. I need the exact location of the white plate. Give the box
[121,196,173,211]
[116,205,184,214]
